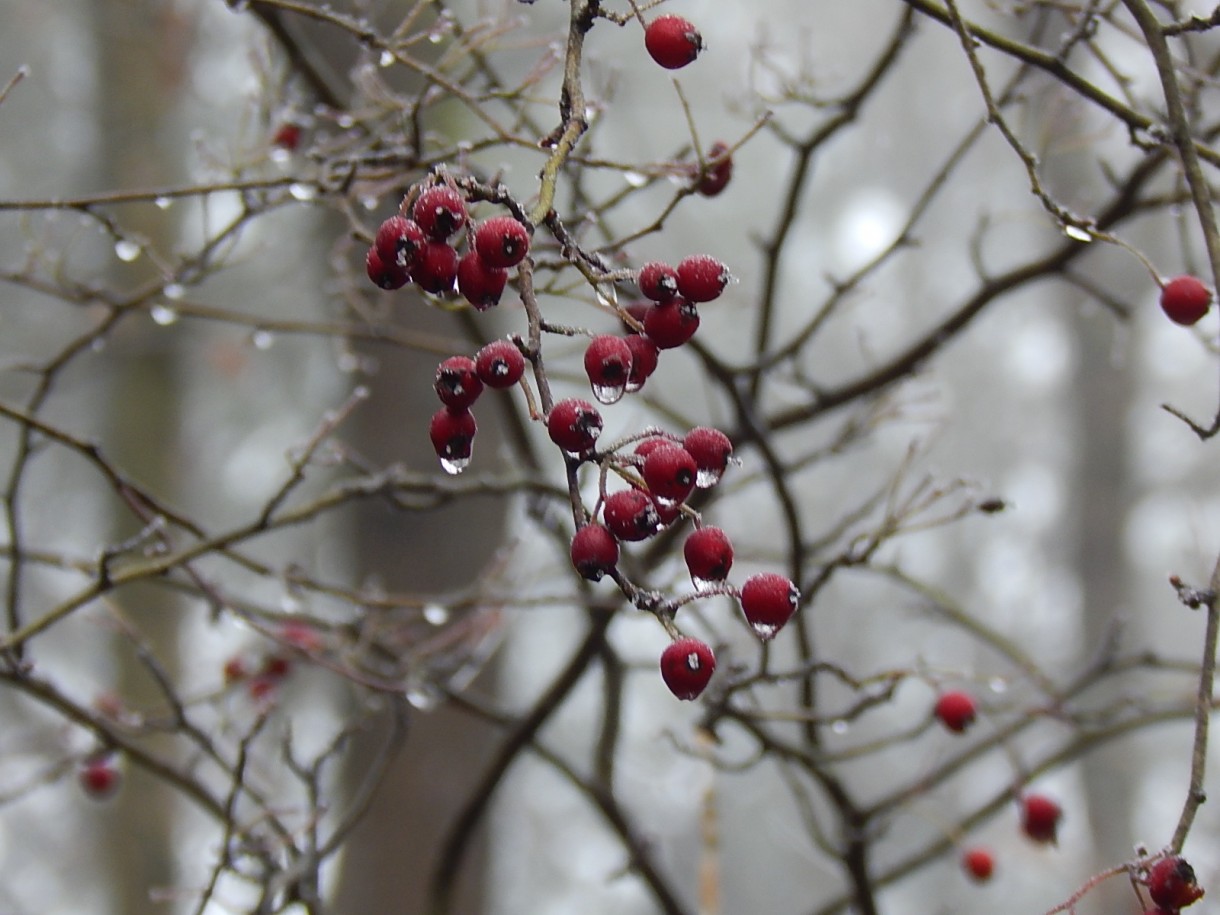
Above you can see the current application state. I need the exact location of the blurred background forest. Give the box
[1,1,1219,914]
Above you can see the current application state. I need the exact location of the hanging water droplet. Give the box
[423,603,449,626]
[623,171,647,188]
[695,468,723,489]
[289,182,317,201]
[114,239,141,262]
[379,49,395,67]
[591,382,626,406]
[691,575,717,592]
[625,379,645,394]
[250,329,275,350]
[988,676,1008,694]
[163,282,186,300]
[154,196,173,210]
[360,196,379,211]
[150,304,179,326]
[405,682,441,710]
[439,455,470,475]
[831,719,850,735]
[1063,224,1092,243]
[750,621,779,641]
[269,147,292,165]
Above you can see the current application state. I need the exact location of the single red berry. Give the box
[583,335,634,404]
[547,398,603,454]
[659,637,715,700]
[375,215,427,269]
[684,526,734,584]
[223,655,249,683]
[429,407,477,473]
[637,261,680,301]
[739,572,800,640]
[272,122,302,151]
[642,443,698,506]
[434,355,484,410]
[624,334,660,392]
[261,653,292,679]
[696,141,733,196]
[961,847,994,882]
[1160,275,1212,326]
[570,523,620,582]
[1148,856,1204,910]
[412,185,468,240]
[643,298,700,349]
[676,253,730,303]
[934,690,978,734]
[644,14,703,70]
[457,250,509,310]
[79,756,122,800]
[475,339,526,388]
[683,426,733,487]
[474,216,531,269]
[365,246,410,290]
[412,240,460,295]
[1019,793,1062,845]
[603,488,661,541]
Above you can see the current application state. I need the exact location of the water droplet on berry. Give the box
[750,621,780,640]
[250,329,275,350]
[289,182,317,201]
[439,454,471,475]
[423,603,450,626]
[695,467,722,489]
[114,239,141,262]
[150,304,179,326]
[591,382,626,405]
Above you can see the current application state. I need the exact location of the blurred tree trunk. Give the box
[89,2,193,911]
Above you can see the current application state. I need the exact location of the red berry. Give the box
[739,572,799,640]
[412,240,460,295]
[934,690,978,734]
[375,216,426,268]
[696,141,733,196]
[603,489,661,541]
[272,122,302,151]
[474,216,531,269]
[547,398,603,454]
[644,14,703,70]
[1160,274,1212,325]
[620,299,652,333]
[634,437,670,460]
[365,246,410,290]
[642,443,698,506]
[412,185,468,240]
[434,355,484,410]
[684,526,734,584]
[475,339,526,388]
[223,655,249,683]
[457,250,509,309]
[79,756,121,800]
[683,426,733,487]
[961,847,994,882]
[429,407,477,473]
[637,261,680,301]
[1019,793,1062,845]
[624,334,660,391]
[659,637,715,700]
[676,253,730,303]
[583,335,634,404]
[1148,855,1204,910]
[643,298,700,349]
[570,523,619,581]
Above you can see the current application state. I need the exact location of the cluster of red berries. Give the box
[430,340,528,473]
[1159,274,1213,326]
[365,181,530,309]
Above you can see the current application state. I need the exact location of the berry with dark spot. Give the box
[642,443,698,506]
[475,339,526,389]
[1019,793,1062,845]
[1148,855,1204,910]
[696,141,733,196]
[645,14,704,70]
[570,523,620,581]
[547,398,603,454]
[413,185,468,240]
[366,246,410,290]
[434,355,484,410]
[676,254,730,303]
[683,526,734,585]
[637,261,679,302]
[474,216,531,269]
[739,572,800,640]
[603,489,661,542]
[643,298,700,349]
[457,250,509,309]
[935,690,978,734]
[412,240,460,295]
[660,637,715,700]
